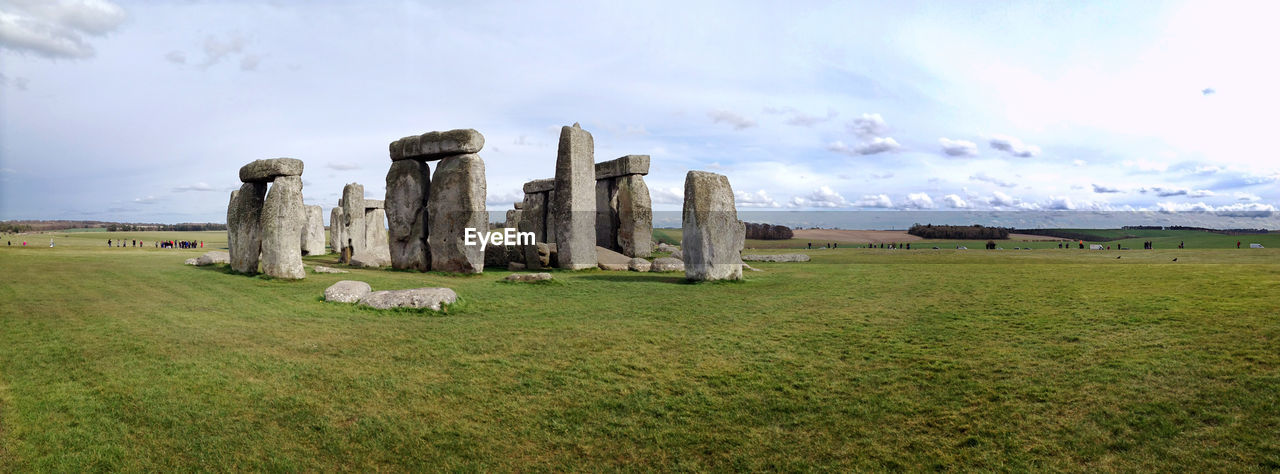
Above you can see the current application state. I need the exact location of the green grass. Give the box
[1,230,1278,470]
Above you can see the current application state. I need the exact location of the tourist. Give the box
[107,239,112,247]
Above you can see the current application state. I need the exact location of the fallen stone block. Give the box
[741,254,811,262]
[650,257,684,272]
[325,280,371,303]
[359,288,457,311]
[505,273,552,282]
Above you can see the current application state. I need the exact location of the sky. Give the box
[1,0,1278,225]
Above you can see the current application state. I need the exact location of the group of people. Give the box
[106,239,203,249]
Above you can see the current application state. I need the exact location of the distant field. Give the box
[2,229,1278,470]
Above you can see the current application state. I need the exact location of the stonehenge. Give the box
[385,129,489,273]
[226,158,305,278]
[335,185,392,268]
[301,205,326,256]
[595,155,652,258]
[338,183,366,264]
[682,170,745,281]
[385,159,431,271]
[552,124,598,269]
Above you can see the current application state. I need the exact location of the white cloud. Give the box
[326,161,360,171]
[1155,201,1275,217]
[943,194,969,208]
[988,134,1040,157]
[764,106,838,127]
[707,109,756,130]
[200,33,248,68]
[649,185,682,205]
[854,193,893,208]
[828,137,901,156]
[796,186,852,208]
[173,182,216,192]
[133,195,159,204]
[164,50,186,64]
[239,53,261,71]
[849,113,889,138]
[1091,183,1122,193]
[0,0,126,59]
[989,190,1018,207]
[1072,159,1087,167]
[485,189,524,207]
[1140,186,1211,197]
[1234,192,1261,202]
[1187,189,1215,198]
[735,189,780,208]
[1044,195,1075,210]
[901,192,935,209]
[969,172,1017,188]
[939,138,978,157]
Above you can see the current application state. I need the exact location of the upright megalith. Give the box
[615,174,652,258]
[301,205,326,256]
[359,207,392,267]
[228,182,267,273]
[594,154,652,258]
[682,170,744,281]
[386,159,431,271]
[551,123,597,269]
[386,128,488,272]
[428,153,487,273]
[261,175,306,279]
[330,206,344,255]
[339,183,366,263]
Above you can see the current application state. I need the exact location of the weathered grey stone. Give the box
[386,159,431,271]
[196,251,230,265]
[330,206,344,258]
[339,183,365,263]
[669,248,682,260]
[508,261,527,271]
[184,257,199,265]
[551,124,597,269]
[596,246,630,271]
[364,199,384,210]
[391,129,485,161]
[594,154,650,179]
[228,182,267,274]
[616,174,652,258]
[483,242,514,268]
[324,280,371,303]
[513,201,524,210]
[628,258,651,272]
[682,171,744,281]
[239,158,304,182]
[650,257,684,272]
[595,179,619,249]
[355,208,392,267]
[522,178,555,194]
[301,205,326,256]
[519,196,545,269]
[505,209,523,229]
[655,242,679,253]
[428,154,487,273]
[741,254,811,262]
[744,263,762,272]
[545,189,558,244]
[313,265,349,274]
[261,176,306,279]
[536,242,557,268]
[505,273,552,282]
[359,287,457,311]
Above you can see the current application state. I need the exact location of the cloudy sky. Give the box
[1,0,1278,224]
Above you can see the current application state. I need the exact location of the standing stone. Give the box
[428,153,487,273]
[682,171,744,281]
[340,183,365,263]
[386,159,431,271]
[356,208,392,267]
[544,189,558,245]
[616,174,652,258]
[551,123,597,269]
[505,209,523,229]
[595,178,619,249]
[261,176,306,279]
[301,205,326,256]
[330,206,344,256]
[227,182,267,274]
[519,191,548,269]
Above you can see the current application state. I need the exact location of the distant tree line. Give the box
[744,222,794,240]
[908,224,1010,240]
[1013,229,1119,242]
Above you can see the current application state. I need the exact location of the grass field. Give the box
[2,229,1278,470]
